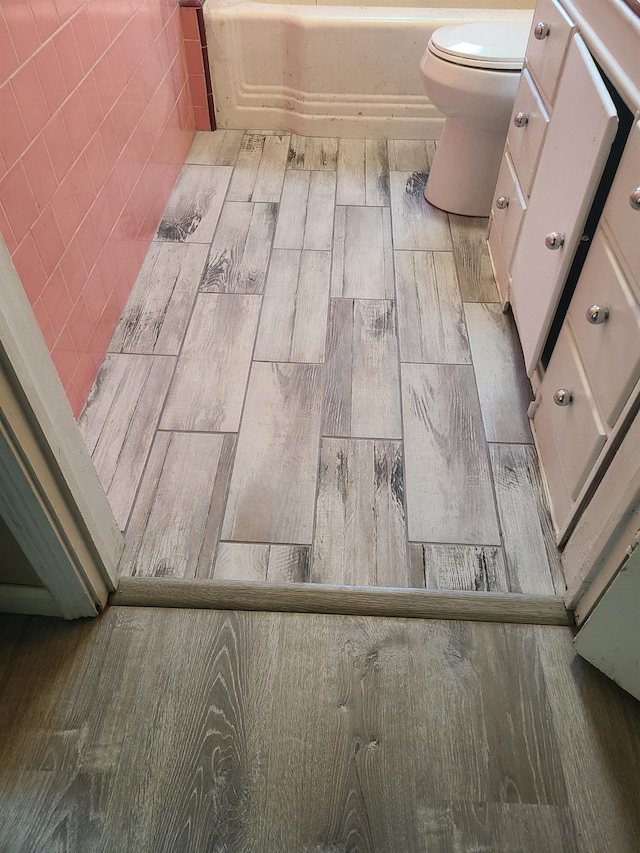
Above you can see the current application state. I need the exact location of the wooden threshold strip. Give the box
[111,577,574,627]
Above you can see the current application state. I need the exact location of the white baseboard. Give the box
[0,585,63,617]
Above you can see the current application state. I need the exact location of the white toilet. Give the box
[419,21,531,217]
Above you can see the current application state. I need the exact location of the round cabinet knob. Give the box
[545,232,565,250]
[586,304,609,325]
[495,195,509,210]
[534,21,550,39]
[630,187,640,210]
[553,388,572,407]
[513,112,529,128]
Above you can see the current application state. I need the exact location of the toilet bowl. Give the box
[420,21,531,216]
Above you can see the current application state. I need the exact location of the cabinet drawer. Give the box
[534,325,606,500]
[568,229,640,427]
[525,0,575,106]
[602,121,640,295]
[490,153,526,273]
[507,69,550,197]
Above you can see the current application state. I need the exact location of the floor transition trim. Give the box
[111,578,574,627]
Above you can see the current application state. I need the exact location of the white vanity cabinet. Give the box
[488,0,640,620]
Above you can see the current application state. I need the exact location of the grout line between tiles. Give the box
[409,539,507,549]
[219,540,312,548]
[487,439,536,446]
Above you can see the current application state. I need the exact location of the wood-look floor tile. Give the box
[304,171,336,251]
[109,242,208,355]
[536,627,640,852]
[6,607,640,850]
[337,139,365,206]
[287,134,338,170]
[387,139,436,172]
[365,139,390,206]
[160,293,261,432]
[389,171,452,251]
[465,302,532,442]
[331,206,394,299]
[313,438,408,586]
[395,250,471,364]
[274,170,310,250]
[419,802,578,852]
[78,353,131,457]
[22,602,640,847]
[199,201,277,294]
[266,545,311,582]
[489,443,564,594]
[121,433,235,578]
[408,620,570,807]
[449,214,498,302]
[185,129,244,166]
[118,432,226,578]
[251,134,290,202]
[323,299,401,439]
[79,353,175,530]
[323,298,353,436]
[222,362,324,544]
[213,543,311,583]
[213,542,269,582]
[226,133,266,202]
[401,363,501,545]
[199,202,252,288]
[352,300,402,438]
[254,249,331,363]
[156,165,232,244]
[411,543,509,592]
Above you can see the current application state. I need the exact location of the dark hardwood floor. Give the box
[1,608,639,851]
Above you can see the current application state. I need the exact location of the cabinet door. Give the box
[510,35,618,376]
[488,154,526,302]
[507,69,550,198]
[602,121,640,295]
[567,228,640,427]
[534,324,606,502]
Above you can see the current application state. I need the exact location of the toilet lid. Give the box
[428,21,530,71]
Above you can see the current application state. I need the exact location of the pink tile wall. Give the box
[180,5,213,131]
[0,0,196,416]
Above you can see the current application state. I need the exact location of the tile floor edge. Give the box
[111,577,574,627]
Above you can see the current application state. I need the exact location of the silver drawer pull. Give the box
[553,389,572,407]
[513,112,529,128]
[534,21,550,39]
[545,232,564,250]
[630,188,640,210]
[495,196,509,210]
[586,304,609,325]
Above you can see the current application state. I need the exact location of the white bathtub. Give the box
[204,0,534,138]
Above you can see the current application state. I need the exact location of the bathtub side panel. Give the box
[205,4,533,138]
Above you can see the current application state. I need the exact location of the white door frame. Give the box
[0,237,122,618]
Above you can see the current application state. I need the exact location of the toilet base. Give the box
[424,117,507,217]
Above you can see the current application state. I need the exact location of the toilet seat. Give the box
[428,21,530,71]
